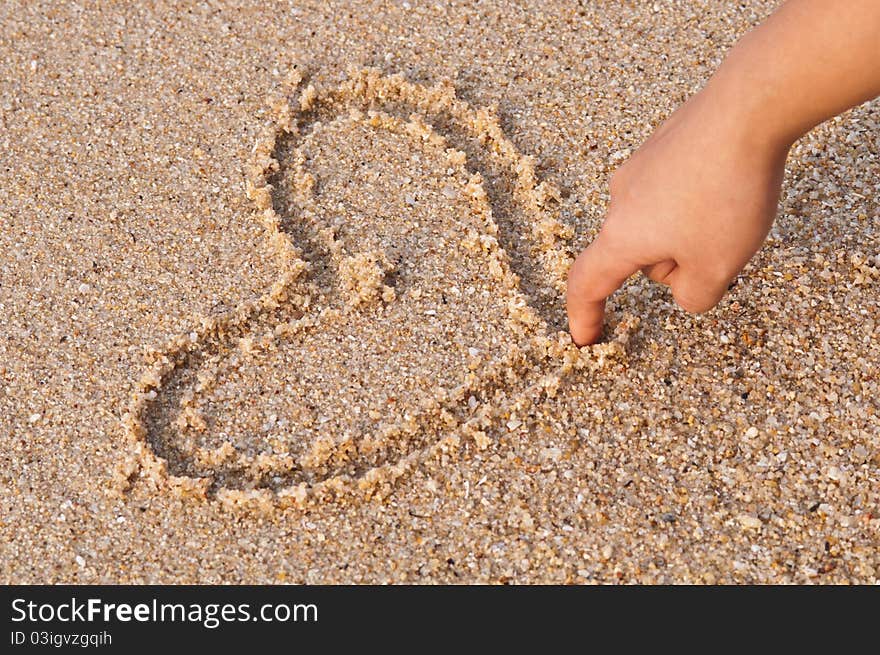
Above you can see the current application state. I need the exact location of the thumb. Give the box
[566,233,641,346]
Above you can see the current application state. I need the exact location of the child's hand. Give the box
[566,0,880,346]
[566,90,789,346]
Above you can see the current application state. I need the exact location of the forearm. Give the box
[705,0,880,149]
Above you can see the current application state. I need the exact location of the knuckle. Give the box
[672,262,734,313]
[672,290,716,314]
[707,264,736,289]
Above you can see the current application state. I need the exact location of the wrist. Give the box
[702,73,800,162]
[702,30,817,155]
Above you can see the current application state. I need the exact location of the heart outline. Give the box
[116,68,638,511]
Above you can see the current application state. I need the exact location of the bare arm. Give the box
[567,0,880,346]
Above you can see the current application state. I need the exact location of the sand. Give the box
[1,0,878,583]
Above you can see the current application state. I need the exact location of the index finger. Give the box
[566,234,641,346]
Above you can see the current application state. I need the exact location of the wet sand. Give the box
[1,1,878,583]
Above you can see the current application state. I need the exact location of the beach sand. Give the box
[1,0,878,583]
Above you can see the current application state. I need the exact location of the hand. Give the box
[566,87,791,346]
[567,0,880,347]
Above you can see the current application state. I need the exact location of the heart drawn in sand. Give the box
[116,67,638,511]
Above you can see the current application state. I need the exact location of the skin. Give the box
[567,0,880,346]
